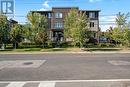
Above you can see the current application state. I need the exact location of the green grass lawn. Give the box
[0,48,68,52]
[0,47,130,53]
[0,43,130,53]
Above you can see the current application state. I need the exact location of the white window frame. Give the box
[55,12,62,18]
[54,22,63,29]
[89,12,95,18]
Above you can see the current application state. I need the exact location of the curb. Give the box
[0,51,130,54]
[1,79,130,83]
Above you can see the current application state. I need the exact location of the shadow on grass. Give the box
[23,48,42,51]
[52,48,67,51]
[0,49,13,51]
[83,48,122,51]
[0,48,42,52]
[41,48,67,52]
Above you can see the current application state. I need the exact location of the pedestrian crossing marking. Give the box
[38,82,56,87]
[0,79,129,87]
[6,82,26,87]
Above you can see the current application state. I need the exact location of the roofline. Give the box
[30,7,101,12]
[31,10,52,13]
[8,19,18,23]
[80,10,101,12]
[52,7,79,9]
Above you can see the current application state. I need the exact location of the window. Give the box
[48,13,51,18]
[54,22,63,28]
[90,22,94,27]
[89,12,95,18]
[55,12,62,18]
[94,33,96,38]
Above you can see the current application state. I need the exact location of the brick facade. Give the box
[32,7,100,41]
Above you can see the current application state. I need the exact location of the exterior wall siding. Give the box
[32,7,100,41]
[89,20,99,32]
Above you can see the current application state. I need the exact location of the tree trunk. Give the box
[13,42,18,49]
[1,43,5,50]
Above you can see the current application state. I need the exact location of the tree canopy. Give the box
[111,12,130,46]
[64,9,89,47]
[0,14,10,49]
[27,12,48,47]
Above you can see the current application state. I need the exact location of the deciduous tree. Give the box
[111,12,130,47]
[27,12,48,47]
[64,9,89,47]
[10,24,23,49]
[0,15,10,49]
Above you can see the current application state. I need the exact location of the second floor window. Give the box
[89,12,95,18]
[48,13,51,18]
[90,22,94,27]
[54,22,63,28]
[55,12,62,18]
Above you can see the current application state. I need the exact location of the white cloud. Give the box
[42,1,49,8]
[89,0,102,3]
[38,0,50,11]
[100,16,117,31]
[100,16,116,22]
[39,8,48,11]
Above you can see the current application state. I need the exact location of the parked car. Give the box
[87,37,98,45]
[99,37,108,43]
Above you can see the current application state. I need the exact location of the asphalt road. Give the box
[0,53,130,81]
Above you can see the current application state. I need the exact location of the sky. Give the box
[4,0,130,31]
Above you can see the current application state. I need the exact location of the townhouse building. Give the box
[32,7,100,41]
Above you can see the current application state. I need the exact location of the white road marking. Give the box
[0,80,129,87]
[38,82,56,87]
[1,79,130,84]
[6,82,26,87]
[108,60,130,65]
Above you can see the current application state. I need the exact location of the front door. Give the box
[53,31,63,41]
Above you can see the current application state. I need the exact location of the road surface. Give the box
[0,53,130,87]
